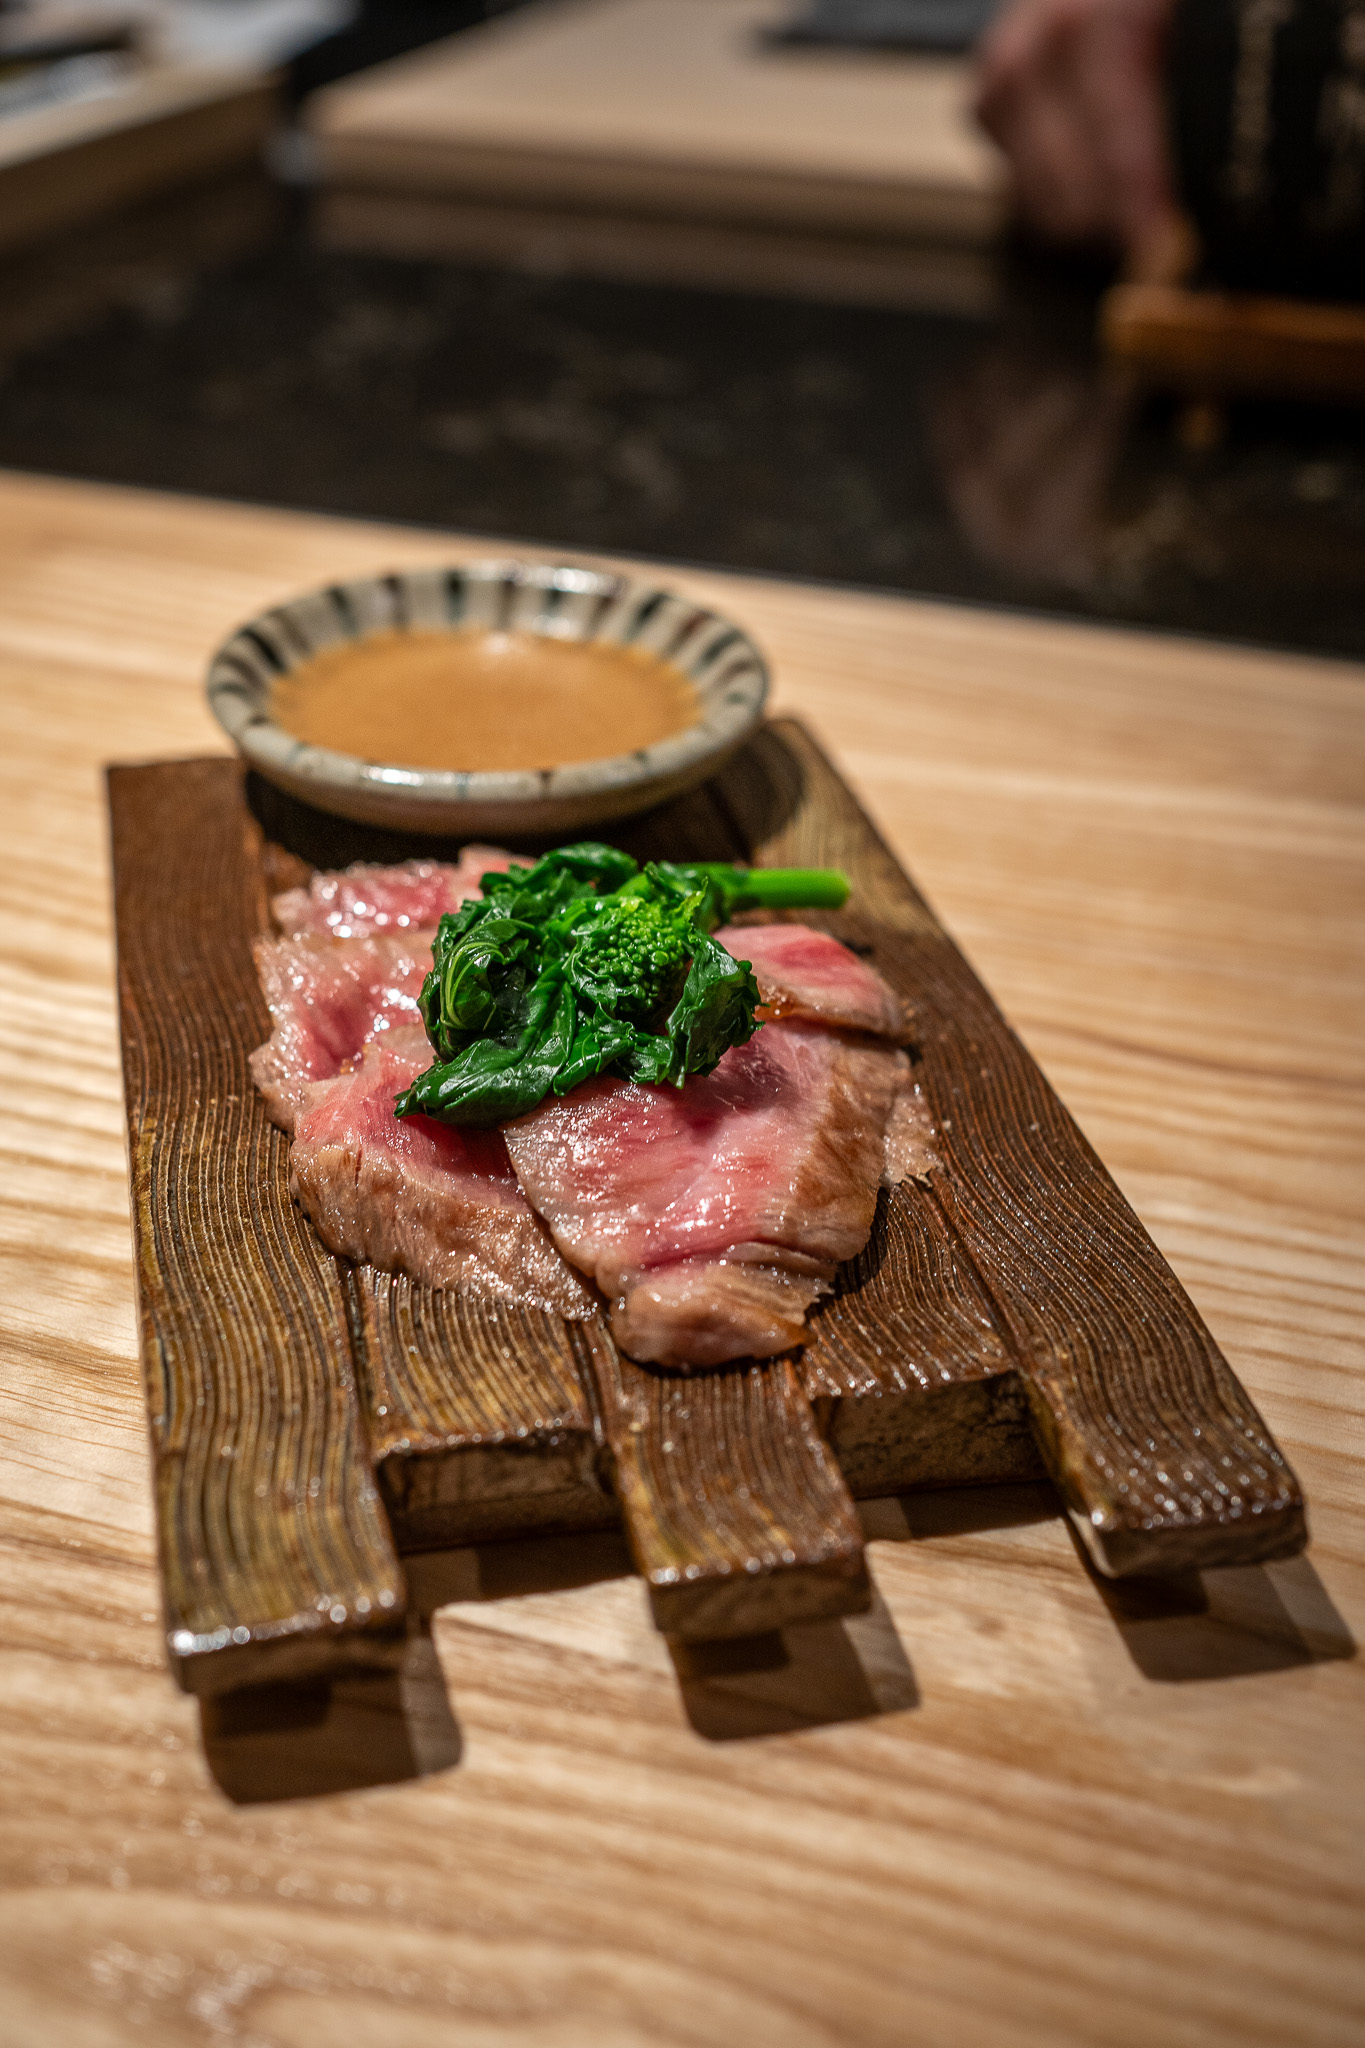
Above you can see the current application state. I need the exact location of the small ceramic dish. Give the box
[205,559,769,836]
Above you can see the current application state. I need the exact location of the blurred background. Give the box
[0,0,1360,657]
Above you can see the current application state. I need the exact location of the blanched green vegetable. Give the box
[393,843,849,1127]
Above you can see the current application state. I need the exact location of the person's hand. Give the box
[975,0,1177,263]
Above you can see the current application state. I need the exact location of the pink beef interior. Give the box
[502,1020,912,1368]
[271,845,514,939]
[248,859,925,1363]
[249,930,433,1133]
[290,1027,595,1317]
[249,849,593,1315]
[716,922,907,1039]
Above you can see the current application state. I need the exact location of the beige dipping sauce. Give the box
[270,628,700,773]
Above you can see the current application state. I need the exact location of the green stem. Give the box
[698,864,850,915]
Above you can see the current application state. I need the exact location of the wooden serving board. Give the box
[110,720,1306,1695]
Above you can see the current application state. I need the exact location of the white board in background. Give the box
[308,0,1006,310]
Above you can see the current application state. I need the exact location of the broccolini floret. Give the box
[393,842,849,1127]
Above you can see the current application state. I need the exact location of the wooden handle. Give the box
[581,1329,871,1642]
[1101,282,1365,403]
[110,761,406,1694]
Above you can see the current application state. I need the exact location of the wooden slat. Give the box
[801,1182,1043,1497]
[109,761,405,1694]
[582,1330,871,1640]
[345,1267,613,1549]
[626,733,1044,1499]
[718,723,1307,1575]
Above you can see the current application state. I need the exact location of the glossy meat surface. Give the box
[716,923,906,1038]
[272,846,513,939]
[291,1028,595,1315]
[250,870,924,1343]
[504,1020,912,1367]
[249,931,431,1133]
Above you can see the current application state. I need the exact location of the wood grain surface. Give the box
[1,469,1362,2048]
[109,762,406,1694]
[586,1339,872,1638]
[347,1268,612,1550]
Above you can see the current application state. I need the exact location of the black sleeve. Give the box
[1168,0,1365,301]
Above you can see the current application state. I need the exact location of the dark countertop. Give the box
[1,172,1361,660]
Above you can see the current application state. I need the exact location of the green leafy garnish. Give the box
[393,844,849,1126]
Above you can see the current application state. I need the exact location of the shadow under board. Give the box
[197,1520,1354,1803]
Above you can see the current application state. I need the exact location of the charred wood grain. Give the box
[345,1267,614,1549]
[714,722,1307,1576]
[801,1183,1044,1498]
[114,729,1307,1685]
[577,1325,871,1641]
[109,761,405,1695]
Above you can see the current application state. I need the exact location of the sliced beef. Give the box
[249,871,926,1340]
[291,1027,595,1317]
[249,931,432,1133]
[272,845,514,939]
[716,922,906,1038]
[503,1021,914,1368]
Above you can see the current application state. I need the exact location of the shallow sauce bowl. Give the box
[205,560,769,835]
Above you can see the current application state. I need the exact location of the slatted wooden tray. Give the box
[109,720,1307,1696]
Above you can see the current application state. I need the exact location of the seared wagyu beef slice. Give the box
[249,876,928,1341]
[290,1027,595,1316]
[250,851,593,1309]
[254,850,516,1131]
[503,1018,923,1369]
[272,846,514,940]
[716,922,906,1038]
[249,931,432,1133]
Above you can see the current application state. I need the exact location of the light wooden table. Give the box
[1,469,1361,2048]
